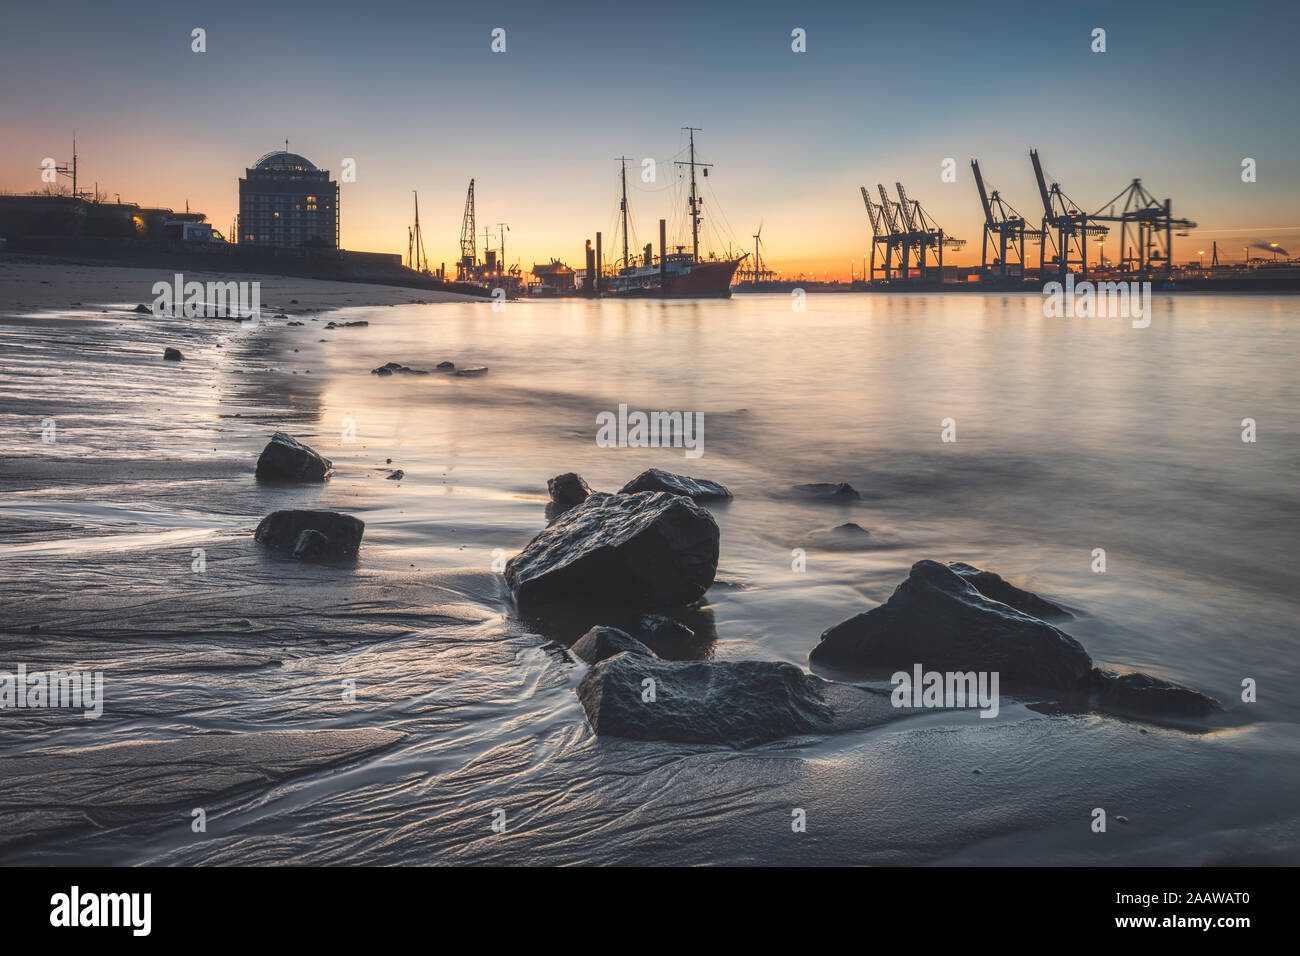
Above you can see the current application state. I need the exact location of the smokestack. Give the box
[585,240,595,297]
[659,218,667,291]
[595,232,602,295]
[644,242,652,267]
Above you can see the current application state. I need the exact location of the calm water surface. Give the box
[1,292,1296,864]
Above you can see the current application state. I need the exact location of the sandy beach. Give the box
[0,256,478,320]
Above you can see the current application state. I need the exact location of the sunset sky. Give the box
[2,0,1297,278]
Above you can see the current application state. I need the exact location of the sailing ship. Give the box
[600,128,745,299]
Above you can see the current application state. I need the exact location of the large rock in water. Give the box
[618,468,732,502]
[811,559,1093,691]
[255,432,333,482]
[505,491,719,609]
[578,654,830,747]
[948,562,1073,620]
[255,510,364,559]
[576,651,912,747]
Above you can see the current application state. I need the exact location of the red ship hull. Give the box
[662,258,743,298]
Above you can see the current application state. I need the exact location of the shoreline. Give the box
[0,255,481,322]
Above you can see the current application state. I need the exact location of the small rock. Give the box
[163,347,183,361]
[255,432,333,482]
[1116,815,1130,824]
[807,522,873,550]
[255,510,364,558]
[545,472,592,520]
[789,482,860,501]
[570,626,655,665]
[133,303,150,313]
[638,612,696,642]
[386,469,405,480]
[455,366,488,376]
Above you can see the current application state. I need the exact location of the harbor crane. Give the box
[971,159,1042,279]
[457,178,476,281]
[1090,178,1196,277]
[1030,148,1108,279]
[894,182,965,279]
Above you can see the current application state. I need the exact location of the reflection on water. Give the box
[0,293,1297,864]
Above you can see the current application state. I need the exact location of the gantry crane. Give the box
[895,182,965,279]
[1030,149,1108,279]
[861,184,905,281]
[1091,178,1196,277]
[971,159,1042,279]
[457,178,476,281]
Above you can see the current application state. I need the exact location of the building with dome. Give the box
[237,150,338,249]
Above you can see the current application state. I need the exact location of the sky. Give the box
[2,0,1297,279]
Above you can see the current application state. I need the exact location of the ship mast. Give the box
[616,156,631,269]
[675,127,712,263]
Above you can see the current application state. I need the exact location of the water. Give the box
[1,292,1297,864]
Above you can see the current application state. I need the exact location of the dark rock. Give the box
[255,432,333,482]
[1090,668,1218,718]
[455,365,488,376]
[810,559,1093,692]
[807,522,873,550]
[545,472,592,520]
[638,612,696,642]
[790,482,860,501]
[505,491,719,609]
[133,303,150,313]
[163,347,183,361]
[577,655,833,746]
[371,361,428,376]
[436,361,455,370]
[291,528,332,561]
[948,562,1073,620]
[255,510,364,558]
[570,626,655,665]
[619,468,732,501]
[386,469,404,480]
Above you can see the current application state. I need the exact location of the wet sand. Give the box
[1,271,1297,865]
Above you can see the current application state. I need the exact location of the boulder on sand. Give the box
[505,491,719,609]
[811,560,1092,691]
[255,432,333,482]
[255,510,364,559]
[163,347,183,361]
[948,561,1073,620]
[618,468,732,502]
[545,473,592,521]
[570,626,654,665]
[812,559,1218,718]
[576,653,907,747]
